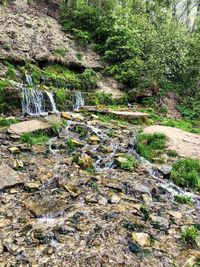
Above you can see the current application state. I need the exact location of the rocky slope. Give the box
[0,113,199,267]
[0,0,103,70]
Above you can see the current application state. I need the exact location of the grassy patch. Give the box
[174,195,193,205]
[116,155,137,171]
[20,132,49,146]
[171,158,200,191]
[0,118,18,127]
[136,133,166,161]
[182,226,199,246]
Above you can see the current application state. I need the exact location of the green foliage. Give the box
[174,195,193,205]
[171,158,200,191]
[136,133,166,161]
[74,125,88,139]
[116,155,137,171]
[0,79,11,90]
[6,67,17,81]
[53,48,68,57]
[182,226,199,246]
[20,132,49,146]
[0,118,18,127]
[51,119,67,135]
[167,150,178,157]
[66,138,75,150]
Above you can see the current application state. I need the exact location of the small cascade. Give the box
[73,91,84,111]
[25,74,33,85]
[46,91,58,113]
[22,87,47,116]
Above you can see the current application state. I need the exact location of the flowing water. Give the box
[46,91,58,113]
[22,87,48,116]
[22,75,58,116]
[73,91,85,111]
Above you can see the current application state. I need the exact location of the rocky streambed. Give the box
[0,113,199,267]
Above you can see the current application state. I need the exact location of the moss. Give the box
[136,133,166,161]
[171,158,200,191]
[53,48,68,57]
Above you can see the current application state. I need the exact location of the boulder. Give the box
[132,232,151,247]
[8,119,50,137]
[0,162,27,189]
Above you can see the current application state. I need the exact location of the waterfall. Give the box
[73,91,85,111]
[22,88,47,116]
[22,88,58,116]
[46,91,58,113]
[25,74,33,85]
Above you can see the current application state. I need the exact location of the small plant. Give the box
[174,195,193,205]
[76,52,83,61]
[171,158,200,191]
[53,48,68,57]
[66,138,75,150]
[0,118,18,127]
[136,133,166,161]
[167,150,178,157]
[51,119,67,135]
[182,226,199,246]
[116,155,137,172]
[20,132,49,146]
[74,125,88,139]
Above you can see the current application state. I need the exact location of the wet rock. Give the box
[0,242,4,254]
[132,232,151,247]
[158,165,172,178]
[167,210,183,220]
[0,162,27,190]
[74,153,94,169]
[25,198,67,217]
[142,194,153,207]
[24,182,41,190]
[133,183,152,196]
[128,241,141,253]
[70,138,84,147]
[89,135,100,144]
[64,184,81,197]
[8,120,50,137]
[98,196,108,205]
[8,147,20,154]
[110,194,121,204]
[61,112,72,120]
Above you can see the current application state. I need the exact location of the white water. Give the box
[25,74,33,85]
[46,91,58,113]
[73,91,84,111]
[22,74,58,116]
[22,87,48,116]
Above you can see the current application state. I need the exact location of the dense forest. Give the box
[60,0,200,120]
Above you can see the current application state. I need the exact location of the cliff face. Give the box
[0,0,103,70]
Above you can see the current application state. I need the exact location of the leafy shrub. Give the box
[136,133,166,161]
[171,158,200,191]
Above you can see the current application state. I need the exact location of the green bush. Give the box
[136,133,166,161]
[171,158,200,191]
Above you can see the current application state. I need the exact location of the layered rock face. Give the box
[0,0,103,69]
